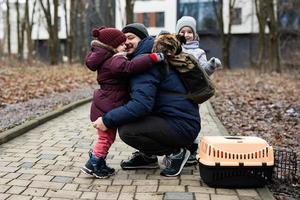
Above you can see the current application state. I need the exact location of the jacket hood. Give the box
[131,36,154,58]
[91,40,114,65]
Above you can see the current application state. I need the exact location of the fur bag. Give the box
[152,33,215,104]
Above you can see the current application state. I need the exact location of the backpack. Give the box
[152,33,215,104]
[167,52,215,104]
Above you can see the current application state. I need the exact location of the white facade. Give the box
[223,0,259,34]
[0,0,69,54]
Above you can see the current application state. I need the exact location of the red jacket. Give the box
[85,45,155,122]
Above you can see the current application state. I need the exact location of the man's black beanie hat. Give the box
[122,23,149,40]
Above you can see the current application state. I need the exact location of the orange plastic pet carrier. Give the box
[197,136,274,188]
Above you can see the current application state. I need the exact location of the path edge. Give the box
[0,97,92,145]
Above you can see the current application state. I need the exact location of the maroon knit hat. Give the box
[92,26,126,48]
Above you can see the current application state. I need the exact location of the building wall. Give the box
[223,0,259,34]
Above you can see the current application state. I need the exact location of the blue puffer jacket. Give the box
[102,37,200,141]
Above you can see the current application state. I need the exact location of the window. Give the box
[178,0,218,32]
[156,12,165,27]
[232,8,242,25]
[135,12,165,28]
[278,0,300,30]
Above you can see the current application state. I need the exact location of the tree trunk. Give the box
[6,0,11,56]
[79,0,86,64]
[126,0,135,24]
[39,0,59,65]
[266,0,281,73]
[254,0,268,70]
[25,0,37,62]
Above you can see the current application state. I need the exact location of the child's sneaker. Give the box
[81,152,115,178]
[80,150,94,176]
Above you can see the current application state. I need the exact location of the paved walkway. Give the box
[0,102,273,200]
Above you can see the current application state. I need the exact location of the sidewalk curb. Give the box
[0,97,92,145]
[205,101,275,200]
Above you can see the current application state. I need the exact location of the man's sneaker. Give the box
[185,151,198,166]
[160,148,190,177]
[121,151,159,170]
[185,143,198,166]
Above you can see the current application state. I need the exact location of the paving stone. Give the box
[118,192,134,200]
[187,186,215,193]
[45,190,82,199]
[39,154,58,160]
[32,197,49,200]
[29,181,64,190]
[3,173,21,179]
[121,186,136,193]
[0,167,19,173]
[0,185,11,193]
[0,193,11,199]
[164,192,194,200]
[194,193,210,200]
[136,185,158,193]
[18,173,35,180]
[236,189,259,197]
[211,194,240,200]
[96,192,119,200]
[180,180,201,187]
[81,192,97,199]
[133,180,158,186]
[62,183,78,191]
[106,185,122,193]
[51,176,73,183]
[22,187,48,197]
[6,194,32,200]
[31,175,54,182]
[6,185,27,195]
[7,179,31,187]
[17,168,49,175]
[216,188,237,195]
[112,179,132,185]
[239,196,262,200]
[158,185,185,192]
[0,178,12,184]
[135,193,164,200]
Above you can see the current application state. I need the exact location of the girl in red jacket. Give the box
[81,27,163,179]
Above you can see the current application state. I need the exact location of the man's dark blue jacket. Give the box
[102,36,200,141]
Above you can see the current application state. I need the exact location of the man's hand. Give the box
[92,117,108,131]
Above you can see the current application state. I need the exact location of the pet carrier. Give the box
[197,136,274,188]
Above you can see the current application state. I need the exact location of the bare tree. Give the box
[266,0,281,73]
[15,0,26,60]
[254,0,267,68]
[125,0,135,24]
[255,0,281,72]
[25,0,37,61]
[39,0,59,65]
[6,0,11,56]
[213,0,236,69]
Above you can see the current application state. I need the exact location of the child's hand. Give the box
[92,117,108,131]
[149,53,165,63]
[208,57,223,71]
